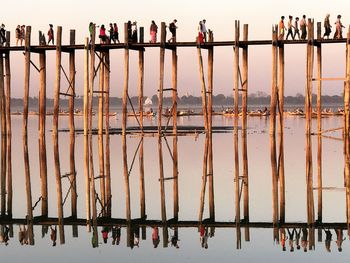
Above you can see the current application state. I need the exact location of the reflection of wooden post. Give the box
[23,26,34,245]
[138,29,145,219]
[162,226,169,248]
[53,26,65,244]
[158,22,167,223]
[236,225,242,250]
[83,38,91,229]
[105,51,111,217]
[0,48,7,216]
[98,51,105,213]
[270,134,278,226]
[122,23,131,222]
[208,31,214,221]
[4,32,12,217]
[172,44,179,220]
[38,34,48,218]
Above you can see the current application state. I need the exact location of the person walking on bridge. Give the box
[279,16,286,40]
[323,14,332,39]
[300,15,307,40]
[286,16,295,40]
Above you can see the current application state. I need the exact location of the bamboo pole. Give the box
[208,30,214,221]
[4,32,12,217]
[23,26,34,245]
[234,20,240,224]
[242,25,249,223]
[138,28,145,220]
[270,25,278,134]
[316,23,323,224]
[158,22,167,223]
[83,37,91,229]
[197,34,209,223]
[172,44,179,220]
[38,35,48,218]
[88,25,98,238]
[0,50,7,216]
[122,23,131,222]
[98,51,105,214]
[104,51,111,217]
[69,30,77,220]
[52,26,65,244]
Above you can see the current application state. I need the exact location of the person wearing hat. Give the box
[168,19,178,43]
[286,15,295,40]
[334,14,345,39]
[278,16,286,40]
[47,24,54,45]
[323,14,332,39]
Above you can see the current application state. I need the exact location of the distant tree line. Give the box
[10,93,344,110]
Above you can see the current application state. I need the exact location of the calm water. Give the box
[0,114,349,262]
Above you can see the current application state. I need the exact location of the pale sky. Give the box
[2,0,350,98]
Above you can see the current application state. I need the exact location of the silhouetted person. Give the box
[324,228,332,252]
[168,19,177,43]
[113,23,120,43]
[47,24,54,45]
[301,228,308,252]
[294,17,300,40]
[300,15,307,40]
[50,225,57,246]
[131,21,138,43]
[101,226,109,244]
[0,24,6,46]
[334,228,345,252]
[150,20,158,43]
[323,14,332,39]
[152,227,160,248]
[127,21,132,42]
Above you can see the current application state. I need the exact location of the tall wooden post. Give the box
[138,28,146,220]
[278,40,285,223]
[234,20,240,224]
[172,44,179,220]
[98,51,106,213]
[270,25,278,134]
[23,26,34,245]
[0,50,7,216]
[316,22,323,223]
[4,32,12,217]
[122,23,131,222]
[89,25,98,238]
[242,25,249,223]
[83,37,91,229]
[104,51,111,217]
[38,31,48,218]
[208,30,215,221]
[158,22,167,223]
[53,26,65,244]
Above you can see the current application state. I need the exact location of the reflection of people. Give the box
[287,228,295,252]
[324,228,332,252]
[101,226,109,244]
[295,228,301,250]
[112,226,121,245]
[170,228,179,249]
[50,225,57,246]
[301,228,308,252]
[334,228,345,252]
[152,227,160,248]
[134,228,140,247]
[0,225,10,246]
[201,227,209,249]
[280,228,287,251]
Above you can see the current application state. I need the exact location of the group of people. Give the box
[278,227,345,253]
[279,14,345,40]
[90,22,120,44]
[15,25,25,46]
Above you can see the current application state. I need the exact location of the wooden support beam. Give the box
[69,30,77,223]
[83,37,91,229]
[158,22,167,224]
[270,25,278,134]
[138,28,146,220]
[345,26,350,233]
[4,31,12,218]
[23,26,34,245]
[312,77,344,81]
[122,23,131,222]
